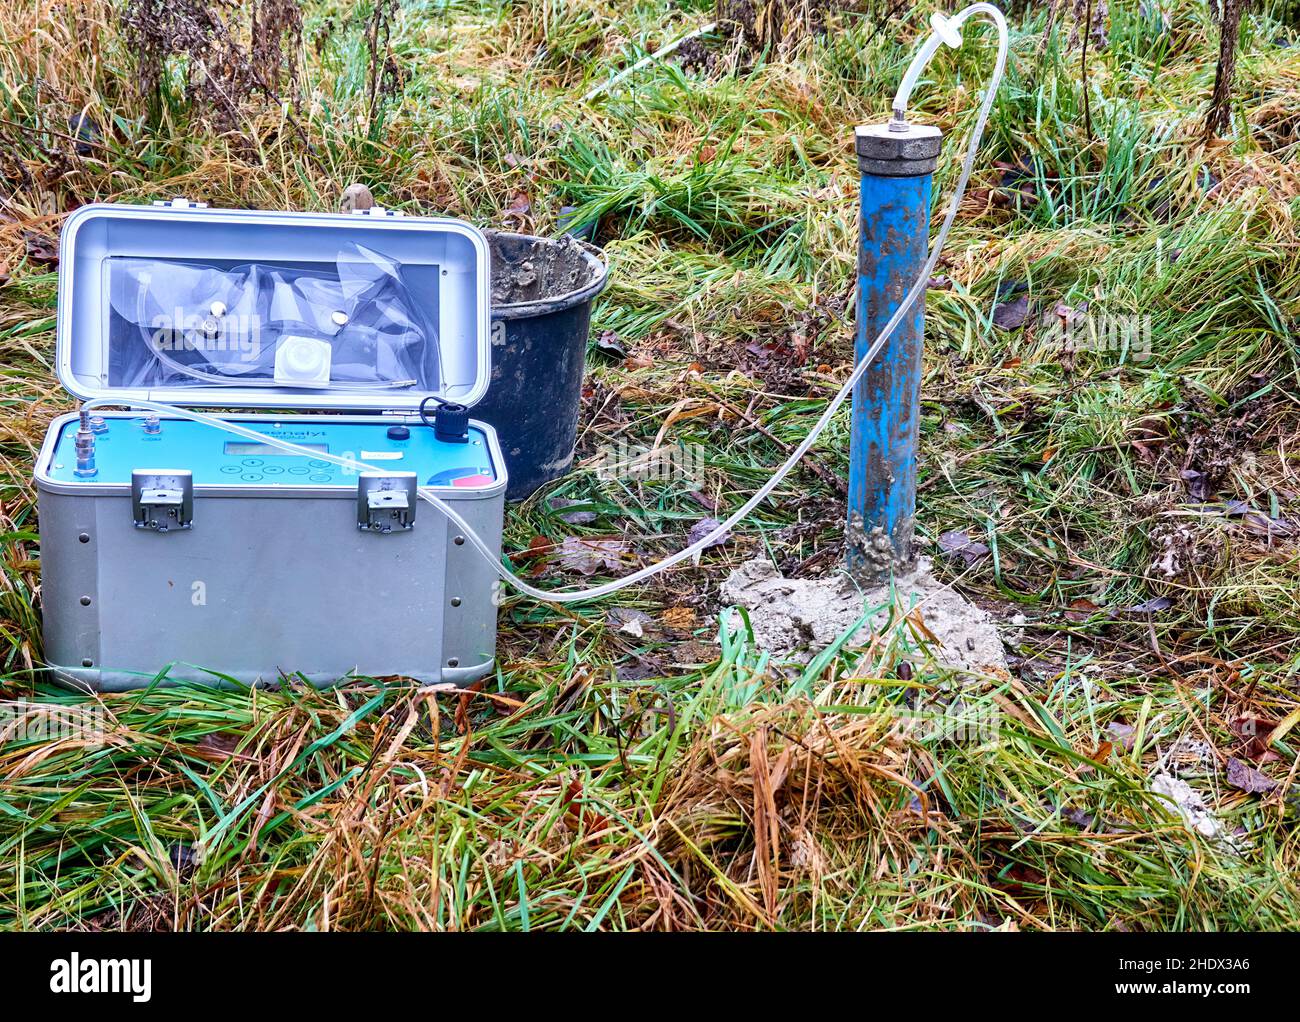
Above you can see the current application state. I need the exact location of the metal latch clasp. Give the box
[357,472,417,532]
[131,470,194,532]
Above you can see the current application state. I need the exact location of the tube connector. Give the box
[890,6,994,128]
[74,409,98,477]
[930,12,963,48]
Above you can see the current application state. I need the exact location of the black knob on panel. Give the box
[433,403,470,444]
[386,424,411,441]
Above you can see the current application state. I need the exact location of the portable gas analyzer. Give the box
[33,200,506,691]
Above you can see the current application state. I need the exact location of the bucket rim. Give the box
[486,229,610,319]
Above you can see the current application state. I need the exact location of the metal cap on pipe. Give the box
[855,123,942,177]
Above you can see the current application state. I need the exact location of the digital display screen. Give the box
[223,441,328,457]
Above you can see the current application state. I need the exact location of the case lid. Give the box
[56,200,491,412]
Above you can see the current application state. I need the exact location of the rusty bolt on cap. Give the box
[855,123,942,177]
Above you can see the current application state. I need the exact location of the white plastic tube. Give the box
[892,12,966,123]
[83,4,1009,605]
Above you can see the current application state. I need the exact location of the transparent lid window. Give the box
[104,242,442,393]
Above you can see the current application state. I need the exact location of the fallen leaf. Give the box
[1065,598,1101,622]
[24,232,57,265]
[994,157,1038,207]
[594,330,626,358]
[169,843,201,877]
[455,678,486,733]
[992,294,1030,330]
[1226,757,1277,795]
[616,655,667,681]
[562,776,611,834]
[687,517,729,549]
[689,490,718,512]
[1219,500,1296,539]
[1230,714,1278,738]
[515,534,554,562]
[1229,714,1283,764]
[607,607,655,638]
[190,732,254,761]
[556,536,634,575]
[1116,596,1175,615]
[68,112,102,156]
[1107,721,1136,751]
[1076,739,1113,775]
[938,530,990,566]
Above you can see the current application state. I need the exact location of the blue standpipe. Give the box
[846,121,942,580]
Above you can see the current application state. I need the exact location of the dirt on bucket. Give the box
[485,230,597,308]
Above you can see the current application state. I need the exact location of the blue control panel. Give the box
[45,413,498,489]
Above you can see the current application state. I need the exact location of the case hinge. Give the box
[357,472,417,532]
[151,197,209,209]
[348,206,405,217]
[131,470,194,532]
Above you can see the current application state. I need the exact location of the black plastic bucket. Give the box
[476,229,610,501]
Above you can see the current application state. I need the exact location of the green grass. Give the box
[0,0,1298,930]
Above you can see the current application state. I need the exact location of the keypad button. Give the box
[262,466,284,475]
[241,458,264,467]
[288,467,311,475]
[241,473,263,481]
[220,466,241,474]
[309,474,332,483]
[308,460,330,469]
